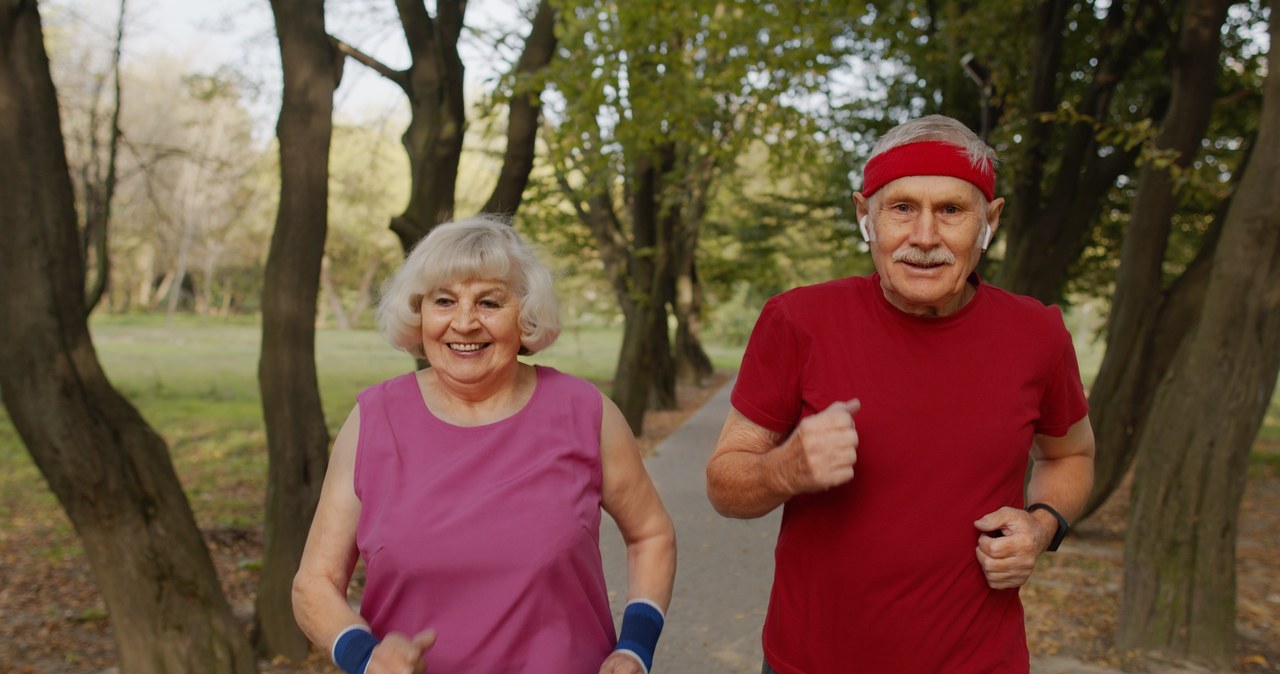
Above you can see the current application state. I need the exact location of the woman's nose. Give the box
[452,303,480,329]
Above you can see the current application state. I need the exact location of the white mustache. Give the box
[892,246,956,266]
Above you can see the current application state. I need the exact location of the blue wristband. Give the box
[332,625,379,674]
[615,599,665,673]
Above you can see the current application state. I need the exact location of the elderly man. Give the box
[706,114,1095,674]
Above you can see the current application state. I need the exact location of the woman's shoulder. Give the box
[356,370,419,404]
[533,367,607,418]
[533,365,601,399]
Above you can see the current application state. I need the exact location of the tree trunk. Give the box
[674,256,713,385]
[996,0,1164,303]
[1080,0,1233,518]
[613,302,655,434]
[482,0,555,216]
[611,154,676,433]
[388,0,466,251]
[647,149,678,411]
[554,159,648,431]
[332,1,553,250]
[165,212,195,321]
[256,0,339,660]
[1117,10,1280,662]
[0,3,255,672]
[672,153,714,385]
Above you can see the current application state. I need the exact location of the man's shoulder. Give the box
[768,275,872,309]
[980,282,1062,313]
[978,282,1070,334]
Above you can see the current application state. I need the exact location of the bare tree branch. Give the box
[329,35,409,92]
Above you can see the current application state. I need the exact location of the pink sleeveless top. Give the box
[353,365,615,673]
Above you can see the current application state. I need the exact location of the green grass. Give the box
[2,312,1276,532]
[0,314,744,532]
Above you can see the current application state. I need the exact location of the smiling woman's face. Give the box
[860,175,1003,317]
[419,277,524,389]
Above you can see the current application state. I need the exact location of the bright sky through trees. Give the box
[47,0,524,136]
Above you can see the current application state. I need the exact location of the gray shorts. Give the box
[761,661,777,674]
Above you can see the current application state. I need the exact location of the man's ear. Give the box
[853,193,874,243]
[983,197,1005,248]
[859,215,875,243]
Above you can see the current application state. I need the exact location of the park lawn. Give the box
[0,314,747,540]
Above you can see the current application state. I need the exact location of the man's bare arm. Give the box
[706,402,860,519]
[1026,415,1096,533]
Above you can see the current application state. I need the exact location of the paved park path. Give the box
[598,377,1144,674]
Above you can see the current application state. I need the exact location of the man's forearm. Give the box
[706,448,793,519]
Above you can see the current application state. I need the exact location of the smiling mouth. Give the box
[903,260,947,269]
[448,343,488,353]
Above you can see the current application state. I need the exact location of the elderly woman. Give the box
[293,216,676,674]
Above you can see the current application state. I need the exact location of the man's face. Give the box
[856,175,1004,317]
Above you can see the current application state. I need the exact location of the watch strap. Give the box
[1027,502,1069,551]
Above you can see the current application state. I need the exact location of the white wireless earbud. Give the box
[979,225,992,251]
[859,215,876,243]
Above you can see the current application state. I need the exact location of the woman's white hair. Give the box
[376,214,561,359]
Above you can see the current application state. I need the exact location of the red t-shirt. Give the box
[732,274,1088,674]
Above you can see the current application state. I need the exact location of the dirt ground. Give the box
[1,374,1277,673]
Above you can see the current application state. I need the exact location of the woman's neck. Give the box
[419,362,536,426]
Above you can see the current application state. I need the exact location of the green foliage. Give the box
[531,0,868,330]
[1063,1,1268,305]
[699,138,871,304]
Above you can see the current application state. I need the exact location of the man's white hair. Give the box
[868,114,997,169]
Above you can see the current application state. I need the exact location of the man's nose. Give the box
[908,211,941,245]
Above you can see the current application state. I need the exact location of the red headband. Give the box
[860,141,996,201]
